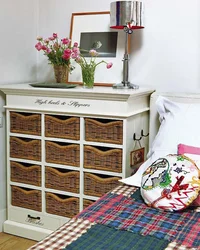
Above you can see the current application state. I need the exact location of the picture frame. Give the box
[67,11,126,86]
[130,147,145,167]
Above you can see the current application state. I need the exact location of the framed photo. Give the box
[67,12,125,86]
[130,148,145,167]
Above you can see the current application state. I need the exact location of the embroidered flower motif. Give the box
[177,156,185,161]
[189,164,198,172]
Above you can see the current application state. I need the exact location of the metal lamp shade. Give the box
[110,1,144,29]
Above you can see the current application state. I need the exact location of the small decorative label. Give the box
[25,216,44,226]
[34,98,90,108]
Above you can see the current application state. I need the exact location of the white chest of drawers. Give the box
[0,84,154,240]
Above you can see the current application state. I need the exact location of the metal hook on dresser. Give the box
[133,133,142,141]
[133,129,149,141]
[141,129,149,138]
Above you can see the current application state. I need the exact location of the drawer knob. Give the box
[28,214,40,220]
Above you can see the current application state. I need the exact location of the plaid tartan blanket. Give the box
[29,185,200,250]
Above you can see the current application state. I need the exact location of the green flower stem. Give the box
[82,65,95,88]
[94,60,107,68]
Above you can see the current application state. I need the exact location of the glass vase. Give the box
[53,65,68,83]
[81,66,95,88]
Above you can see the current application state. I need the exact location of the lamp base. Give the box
[112,82,139,89]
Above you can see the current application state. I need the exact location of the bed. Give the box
[28,92,200,250]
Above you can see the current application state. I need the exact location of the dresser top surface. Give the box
[0,83,154,101]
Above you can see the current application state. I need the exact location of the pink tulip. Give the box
[35,42,43,51]
[53,33,58,38]
[89,49,98,57]
[75,56,82,63]
[106,62,113,69]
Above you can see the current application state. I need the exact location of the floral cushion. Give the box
[140,154,200,211]
[177,143,200,206]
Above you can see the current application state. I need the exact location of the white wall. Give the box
[37,0,200,92]
[0,0,38,84]
[0,0,38,231]
[141,0,200,92]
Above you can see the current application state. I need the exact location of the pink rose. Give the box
[49,36,55,41]
[63,48,72,60]
[53,42,60,49]
[46,48,51,54]
[64,48,72,54]
[35,42,43,51]
[72,47,80,54]
[73,42,78,47]
[53,33,58,38]
[44,39,49,44]
[106,62,113,69]
[62,38,70,45]
[62,53,71,60]
[71,52,79,59]
[36,36,43,41]
[41,45,47,51]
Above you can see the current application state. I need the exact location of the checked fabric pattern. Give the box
[28,218,95,250]
[28,185,200,250]
[77,189,200,248]
[64,223,169,250]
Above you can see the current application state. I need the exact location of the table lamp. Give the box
[110,1,144,89]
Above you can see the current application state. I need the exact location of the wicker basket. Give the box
[11,161,41,186]
[45,115,80,140]
[84,173,121,197]
[10,137,41,161]
[11,186,41,211]
[83,199,95,209]
[45,141,80,167]
[53,65,68,83]
[85,118,123,144]
[10,112,41,135]
[45,167,79,193]
[84,145,122,173]
[46,192,79,218]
